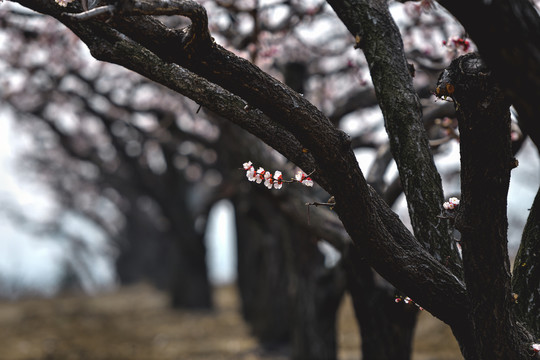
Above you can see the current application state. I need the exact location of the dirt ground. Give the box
[0,284,462,360]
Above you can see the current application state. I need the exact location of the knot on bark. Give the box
[435,53,498,104]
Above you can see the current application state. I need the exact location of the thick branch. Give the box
[437,52,533,359]
[65,0,212,50]
[326,0,460,274]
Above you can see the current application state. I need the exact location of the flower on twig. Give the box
[242,161,313,190]
[443,197,460,210]
[395,296,423,311]
[295,171,314,187]
[54,0,75,6]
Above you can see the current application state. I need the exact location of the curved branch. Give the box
[65,0,212,49]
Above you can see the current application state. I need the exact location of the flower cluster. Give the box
[443,36,472,53]
[443,197,460,210]
[532,343,540,355]
[243,161,313,190]
[395,296,423,311]
[54,0,74,7]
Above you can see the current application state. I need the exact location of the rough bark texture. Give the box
[437,52,532,359]
[326,0,460,276]
[344,250,417,360]
[513,187,540,338]
[280,60,411,360]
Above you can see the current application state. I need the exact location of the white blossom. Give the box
[54,0,74,7]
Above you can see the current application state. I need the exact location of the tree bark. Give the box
[437,52,533,359]
[285,228,346,360]
[326,0,461,276]
[234,191,291,348]
[344,250,417,360]
[512,186,540,338]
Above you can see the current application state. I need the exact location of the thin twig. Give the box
[62,5,116,20]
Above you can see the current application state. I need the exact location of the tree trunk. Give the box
[234,191,291,348]
[438,52,533,359]
[344,249,417,360]
[169,231,212,309]
[512,186,540,338]
[285,230,346,360]
[115,199,174,290]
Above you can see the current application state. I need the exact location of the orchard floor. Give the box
[0,284,462,360]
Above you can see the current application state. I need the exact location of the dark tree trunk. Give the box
[279,61,346,358]
[169,231,212,309]
[115,201,174,290]
[512,186,540,338]
[285,231,346,360]
[437,52,533,359]
[153,134,213,309]
[344,249,417,360]
[234,191,291,348]
[234,189,347,358]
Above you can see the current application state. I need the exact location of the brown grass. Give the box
[0,284,462,360]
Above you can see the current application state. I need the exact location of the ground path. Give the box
[0,284,461,359]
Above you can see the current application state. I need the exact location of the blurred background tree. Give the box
[0,1,538,359]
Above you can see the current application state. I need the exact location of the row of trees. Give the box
[2,0,540,359]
